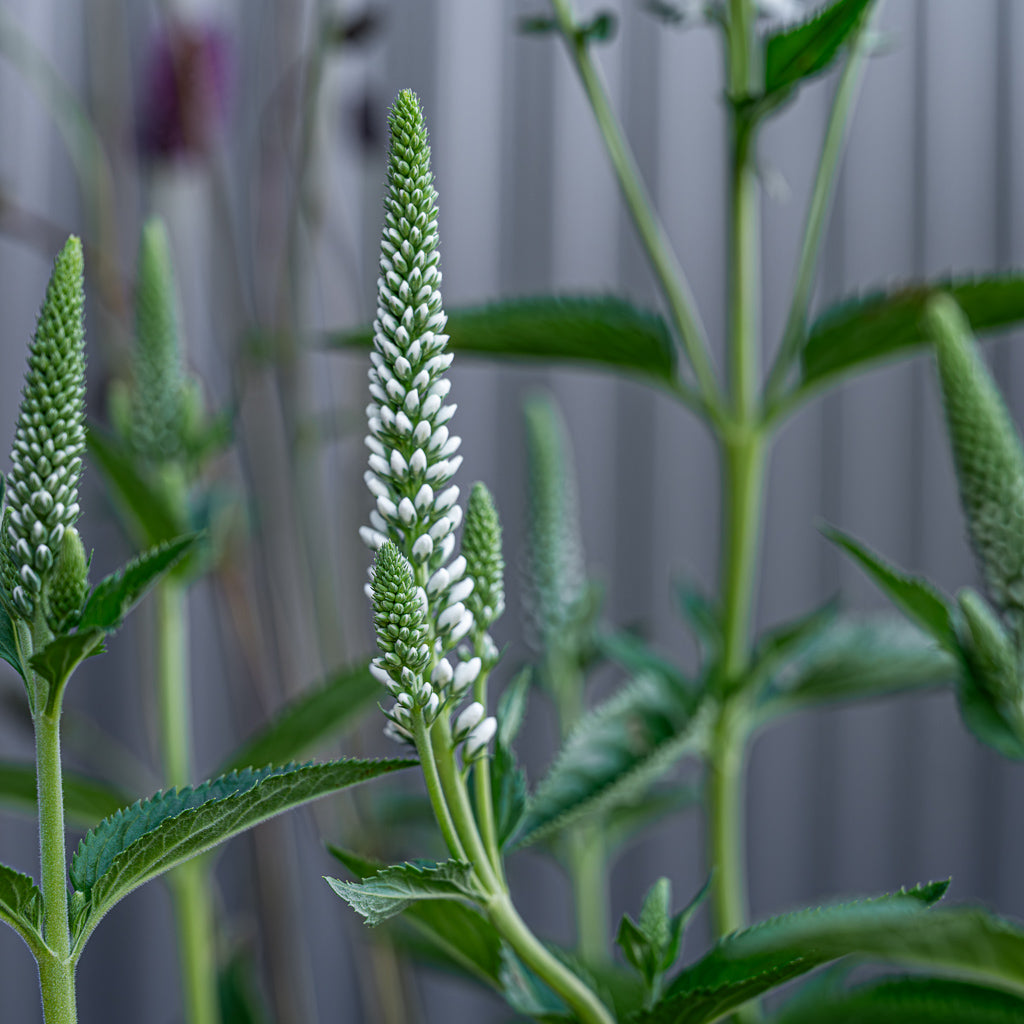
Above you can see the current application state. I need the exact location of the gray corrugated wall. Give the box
[1,0,1023,1020]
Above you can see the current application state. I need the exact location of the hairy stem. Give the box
[155,580,220,1024]
[472,669,503,877]
[416,714,466,861]
[765,2,881,403]
[35,703,76,1024]
[548,0,723,418]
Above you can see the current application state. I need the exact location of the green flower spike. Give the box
[928,293,1024,643]
[111,218,196,466]
[523,394,587,649]
[6,236,86,619]
[463,481,505,630]
[45,526,89,634]
[369,540,438,740]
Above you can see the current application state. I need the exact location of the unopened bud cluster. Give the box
[5,237,87,620]
[931,296,1024,643]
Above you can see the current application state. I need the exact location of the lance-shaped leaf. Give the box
[29,629,105,694]
[762,0,873,104]
[799,276,1024,391]
[0,760,131,827]
[0,601,22,679]
[637,882,951,1023]
[772,976,1024,1024]
[218,663,380,773]
[87,426,186,546]
[0,862,44,954]
[517,675,709,847]
[325,296,677,390]
[758,614,957,721]
[326,859,482,927]
[328,845,504,988]
[78,533,199,633]
[821,525,959,652]
[69,758,413,954]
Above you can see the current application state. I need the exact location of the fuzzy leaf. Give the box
[642,881,1024,1024]
[86,426,186,545]
[327,845,503,987]
[70,758,413,952]
[759,614,957,721]
[0,760,131,828]
[490,737,528,848]
[219,664,380,773]
[0,602,22,679]
[772,976,1024,1024]
[0,861,44,952]
[598,631,691,692]
[799,276,1024,390]
[78,534,200,633]
[821,525,959,651]
[763,0,873,103]
[325,296,677,389]
[29,629,104,691]
[326,859,482,927]
[517,675,709,847]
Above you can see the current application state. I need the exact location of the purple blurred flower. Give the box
[137,23,232,161]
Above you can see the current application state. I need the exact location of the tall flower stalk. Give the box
[354,89,614,1024]
[5,236,89,1024]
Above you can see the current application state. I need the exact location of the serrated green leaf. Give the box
[0,760,132,828]
[763,0,873,102]
[218,663,380,773]
[324,296,677,390]
[0,861,44,953]
[598,631,691,693]
[772,976,1024,1024]
[327,845,503,987]
[517,676,709,847]
[0,602,23,680]
[326,859,482,927]
[637,881,979,1024]
[758,614,957,721]
[604,782,702,854]
[497,667,532,749]
[490,738,528,849]
[821,525,959,651]
[673,583,721,664]
[799,276,1024,391]
[29,628,104,693]
[70,758,413,954]
[499,945,574,1021]
[87,426,185,545]
[78,534,199,633]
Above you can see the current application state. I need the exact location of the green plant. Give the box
[0,237,411,1024]
[323,3,1024,1020]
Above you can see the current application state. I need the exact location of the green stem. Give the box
[415,713,466,862]
[431,717,502,895]
[706,701,749,941]
[569,825,608,965]
[155,580,220,1024]
[719,432,766,685]
[34,704,77,1024]
[488,893,615,1024]
[472,669,502,877]
[548,0,723,417]
[764,3,881,403]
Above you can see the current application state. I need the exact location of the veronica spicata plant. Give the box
[0,238,410,1024]
[327,90,616,1024]
[316,3,1024,1021]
